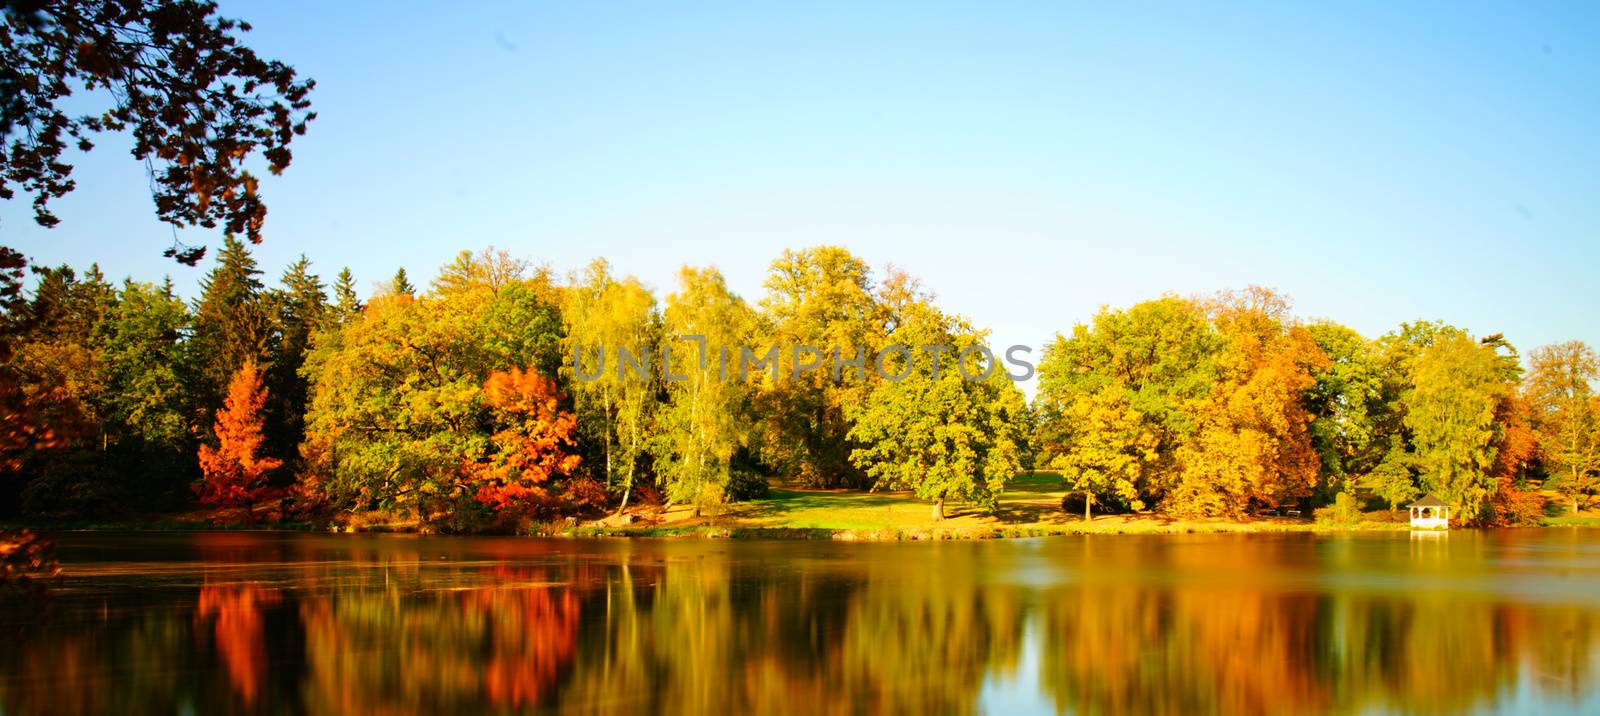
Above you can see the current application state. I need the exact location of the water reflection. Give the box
[1,532,1598,714]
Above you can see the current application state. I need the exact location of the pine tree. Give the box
[331,268,363,324]
[196,361,282,509]
[268,256,326,460]
[390,267,415,297]
[191,236,272,411]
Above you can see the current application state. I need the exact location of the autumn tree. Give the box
[196,361,281,508]
[1046,384,1156,519]
[758,246,880,487]
[0,265,124,515]
[848,288,1026,520]
[299,254,564,521]
[1526,342,1600,514]
[466,368,580,518]
[1036,295,1220,510]
[1,0,315,262]
[562,259,660,511]
[1165,288,1326,519]
[653,266,762,514]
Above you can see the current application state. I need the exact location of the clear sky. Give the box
[4,1,1597,385]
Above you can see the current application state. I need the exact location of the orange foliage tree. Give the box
[196,361,283,507]
[466,368,580,516]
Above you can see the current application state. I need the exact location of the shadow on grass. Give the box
[747,489,910,521]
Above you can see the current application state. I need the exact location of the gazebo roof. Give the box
[1410,494,1448,508]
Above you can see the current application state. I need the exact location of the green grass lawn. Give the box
[601,472,1353,538]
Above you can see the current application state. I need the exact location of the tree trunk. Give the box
[614,482,632,517]
[931,497,945,521]
[1084,491,1092,522]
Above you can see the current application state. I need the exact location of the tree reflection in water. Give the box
[0,531,1597,715]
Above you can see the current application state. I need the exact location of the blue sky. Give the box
[4,1,1597,380]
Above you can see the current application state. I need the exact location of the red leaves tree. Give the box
[196,361,282,507]
[467,368,580,516]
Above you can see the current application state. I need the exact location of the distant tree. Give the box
[1,0,315,263]
[196,361,281,508]
[466,368,580,517]
[432,248,529,296]
[98,279,194,454]
[299,257,564,521]
[330,268,362,324]
[389,268,415,297]
[2,264,116,514]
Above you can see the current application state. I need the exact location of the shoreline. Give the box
[13,516,1600,541]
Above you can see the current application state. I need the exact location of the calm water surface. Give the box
[3,530,1600,715]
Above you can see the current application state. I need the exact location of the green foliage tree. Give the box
[267,256,326,461]
[97,279,197,502]
[331,268,363,325]
[4,265,116,514]
[1036,295,1220,509]
[1047,384,1155,519]
[1304,322,1387,496]
[848,292,1026,521]
[1,0,315,262]
[389,267,416,297]
[1403,333,1510,520]
[1367,447,1418,511]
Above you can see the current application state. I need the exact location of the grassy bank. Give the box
[565,472,1412,540]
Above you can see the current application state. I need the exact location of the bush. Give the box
[1314,492,1362,526]
[1060,492,1136,516]
[563,476,611,513]
[1482,479,1546,527]
[727,468,770,502]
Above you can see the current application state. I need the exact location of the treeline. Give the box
[0,243,1026,527]
[1036,289,1599,523]
[0,242,1596,528]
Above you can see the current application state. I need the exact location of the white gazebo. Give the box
[1408,494,1450,530]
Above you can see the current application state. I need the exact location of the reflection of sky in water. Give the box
[2,530,1599,714]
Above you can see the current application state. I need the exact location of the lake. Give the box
[2,530,1599,715]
